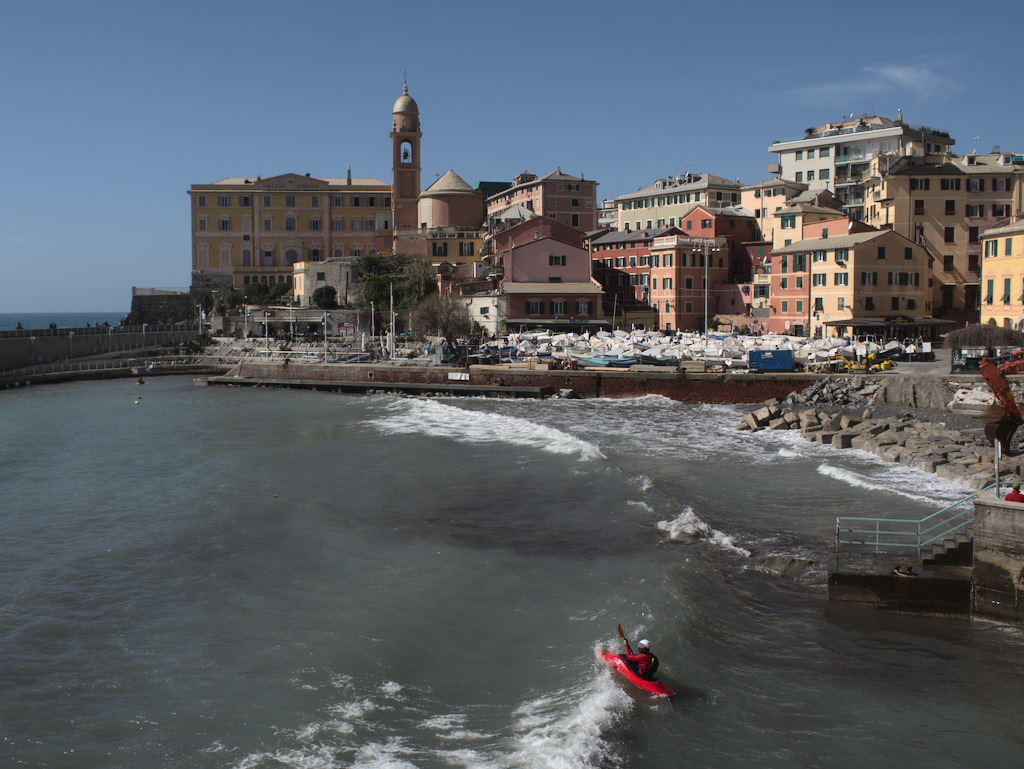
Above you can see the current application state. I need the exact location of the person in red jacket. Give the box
[621,638,658,680]
[1006,483,1024,503]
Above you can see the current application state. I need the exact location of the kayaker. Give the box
[621,638,658,680]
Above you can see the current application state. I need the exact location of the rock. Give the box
[754,555,815,577]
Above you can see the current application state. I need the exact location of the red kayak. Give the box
[597,649,676,697]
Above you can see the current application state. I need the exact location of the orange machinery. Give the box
[979,350,1024,454]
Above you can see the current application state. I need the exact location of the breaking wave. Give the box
[817,462,972,505]
[367,398,605,460]
[657,505,752,557]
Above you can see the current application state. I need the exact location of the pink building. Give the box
[486,169,598,232]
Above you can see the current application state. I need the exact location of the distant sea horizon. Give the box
[0,312,128,331]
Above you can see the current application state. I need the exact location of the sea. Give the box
[0,312,128,331]
[2,377,1023,768]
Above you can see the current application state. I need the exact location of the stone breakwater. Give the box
[738,401,1021,491]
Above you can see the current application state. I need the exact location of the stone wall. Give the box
[226,363,816,404]
[972,491,1024,623]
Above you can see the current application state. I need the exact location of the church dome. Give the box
[393,84,418,114]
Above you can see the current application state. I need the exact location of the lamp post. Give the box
[264,311,270,355]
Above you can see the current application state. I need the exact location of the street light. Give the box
[264,311,270,355]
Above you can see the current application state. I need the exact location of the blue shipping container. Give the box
[748,349,794,372]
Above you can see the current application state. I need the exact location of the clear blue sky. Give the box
[2,0,1018,313]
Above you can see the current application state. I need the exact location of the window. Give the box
[316,272,325,281]
[351,219,363,231]
[332,219,344,231]
[1007,238,1015,256]
[1003,277,1013,303]
[813,250,827,262]
[807,170,816,182]
[814,297,824,312]
[877,246,886,260]
[198,218,207,231]
[819,148,830,158]
[285,249,298,264]
[891,297,900,311]
[945,200,956,216]
[835,248,849,262]
[969,254,980,273]
[834,272,849,286]
[861,272,877,285]
[995,178,1009,192]
[310,219,321,230]
[571,198,579,207]
[352,197,361,207]
[526,300,544,314]
[285,195,295,207]
[781,216,796,230]
[218,218,232,231]
[795,276,804,288]
[242,249,251,266]
[551,300,567,315]
[701,219,712,229]
[985,279,994,304]
[813,273,826,286]
[197,195,206,207]
[781,301,789,313]
[943,254,954,271]
[218,195,231,207]
[663,277,673,289]
[796,301,803,313]
[549,254,566,266]
[239,196,251,206]
[459,242,475,257]
[966,204,982,217]
[914,200,925,215]
[940,178,961,191]
[969,179,984,192]
[780,278,788,289]
[576,300,591,315]
[368,197,376,207]
[263,218,271,231]
[795,151,803,161]
[333,196,345,206]
[432,242,448,257]
[993,204,1010,217]
[910,178,930,191]
[837,296,845,310]
[944,227,955,243]
[263,196,271,206]
[285,217,296,231]
[968,227,979,244]
[795,172,803,182]
[807,149,815,159]
[311,196,319,207]
[820,169,830,180]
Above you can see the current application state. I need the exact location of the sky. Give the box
[2,0,1019,313]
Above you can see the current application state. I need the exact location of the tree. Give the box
[312,285,339,309]
[411,295,474,344]
[243,281,271,305]
[269,282,291,302]
[213,289,243,316]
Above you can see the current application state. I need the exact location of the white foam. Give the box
[777,448,800,458]
[368,399,605,460]
[504,673,631,769]
[658,505,752,557]
[817,462,971,504]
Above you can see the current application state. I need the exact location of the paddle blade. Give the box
[617,624,626,640]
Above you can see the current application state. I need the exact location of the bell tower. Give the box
[390,83,421,233]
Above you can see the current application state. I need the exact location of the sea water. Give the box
[2,378,1023,768]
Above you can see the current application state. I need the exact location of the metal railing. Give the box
[835,485,989,563]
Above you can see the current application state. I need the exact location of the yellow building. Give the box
[980,218,1024,329]
[189,172,393,293]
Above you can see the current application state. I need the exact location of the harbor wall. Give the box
[0,327,199,370]
[225,362,816,404]
[972,491,1024,624]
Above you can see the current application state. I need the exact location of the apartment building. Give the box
[614,173,742,232]
[485,169,598,232]
[740,178,807,243]
[768,115,954,221]
[767,220,931,338]
[980,218,1024,328]
[863,150,1024,317]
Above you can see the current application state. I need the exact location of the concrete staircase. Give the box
[923,529,973,566]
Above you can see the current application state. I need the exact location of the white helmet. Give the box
[638,639,650,650]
